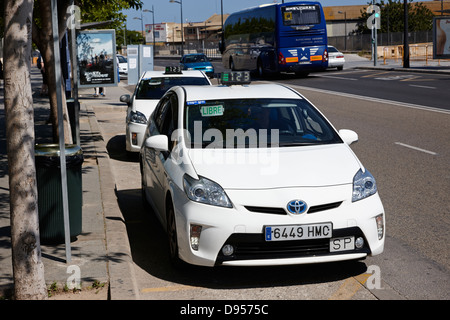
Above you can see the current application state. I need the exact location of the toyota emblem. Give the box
[287,200,308,215]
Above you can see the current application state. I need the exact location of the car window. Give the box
[184,55,208,63]
[135,76,209,99]
[328,46,338,53]
[154,97,171,132]
[185,98,342,148]
[153,94,179,151]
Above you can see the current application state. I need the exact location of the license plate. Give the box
[265,223,332,241]
[330,236,355,252]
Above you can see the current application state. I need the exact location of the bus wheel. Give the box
[257,60,265,78]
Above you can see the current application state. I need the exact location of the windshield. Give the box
[185,98,341,148]
[135,77,210,99]
[282,5,321,25]
[183,55,208,63]
[117,55,127,63]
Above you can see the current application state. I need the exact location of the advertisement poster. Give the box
[434,17,450,59]
[77,30,117,87]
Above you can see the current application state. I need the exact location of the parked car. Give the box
[120,67,211,154]
[180,53,214,77]
[117,54,128,78]
[327,46,345,70]
[140,71,385,267]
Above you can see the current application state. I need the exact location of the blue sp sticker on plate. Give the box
[187,100,206,105]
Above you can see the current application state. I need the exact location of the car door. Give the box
[143,93,178,221]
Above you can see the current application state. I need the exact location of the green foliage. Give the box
[76,0,142,30]
[356,0,434,34]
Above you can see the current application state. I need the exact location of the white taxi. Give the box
[140,71,385,267]
[120,67,211,153]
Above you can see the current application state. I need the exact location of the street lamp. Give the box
[170,0,184,56]
[338,11,347,51]
[143,7,156,51]
[133,14,144,44]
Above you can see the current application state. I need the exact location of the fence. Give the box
[328,30,433,52]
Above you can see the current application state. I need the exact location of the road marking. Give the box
[395,142,438,155]
[409,84,436,89]
[282,84,450,115]
[141,284,197,293]
[328,273,373,300]
[315,74,358,81]
[361,71,390,78]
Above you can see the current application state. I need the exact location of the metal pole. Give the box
[152,6,156,50]
[403,0,410,68]
[69,2,80,146]
[51,0,71,263]
[180,0,184,56]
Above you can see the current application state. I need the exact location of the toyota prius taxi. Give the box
[120,67,211,154]
[140,71,385,267]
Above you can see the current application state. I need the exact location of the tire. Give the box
[257,59,264,78]
[166,202,182,267]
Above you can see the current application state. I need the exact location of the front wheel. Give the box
[166,203,182,267]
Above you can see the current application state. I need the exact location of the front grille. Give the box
[215,227,370,265]
[244,201,342,215]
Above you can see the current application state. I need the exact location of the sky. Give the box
[122,0,437,31]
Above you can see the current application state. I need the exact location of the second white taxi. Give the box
[140,71,385,267]
[120,67,211,153]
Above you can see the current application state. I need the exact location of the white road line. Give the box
[282,84,450,115]
[315,74,358,81]
[395,142,438,155]
[409,84,436,89]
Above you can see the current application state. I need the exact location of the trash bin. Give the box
[35,144,83,244]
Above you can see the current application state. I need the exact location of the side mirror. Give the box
[144,135,169,152]
[339,129,358,145]
[120,94,131,103]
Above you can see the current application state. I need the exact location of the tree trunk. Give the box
[33,0,73,145]
[3,0,48,300]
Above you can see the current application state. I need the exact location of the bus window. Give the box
[282,5,321,26]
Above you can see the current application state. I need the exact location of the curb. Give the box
[83,103,140,300]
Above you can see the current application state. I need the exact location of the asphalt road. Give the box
[94,62,449,301]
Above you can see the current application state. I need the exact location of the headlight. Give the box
[129,110,147,124]
[352,169,377,202]
[183,174,232,208]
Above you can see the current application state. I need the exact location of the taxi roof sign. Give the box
[165,66,183,74]
[220,71,251,85]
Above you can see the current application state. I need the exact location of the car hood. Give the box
[133,99,159,118]
[187,144,361,189]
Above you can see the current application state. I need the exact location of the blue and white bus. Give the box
[221,1,328,77]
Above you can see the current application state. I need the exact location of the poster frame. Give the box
[77,29,118,88]
[433,16,450,59]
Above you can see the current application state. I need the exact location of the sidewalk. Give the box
[0,69,135,299]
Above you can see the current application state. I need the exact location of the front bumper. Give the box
[171,185,385,267]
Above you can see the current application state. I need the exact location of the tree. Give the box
[31,0,142,143]
[355,0,434,34]
[3,0,47,300]
[2,0,142,300]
